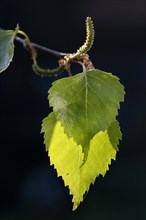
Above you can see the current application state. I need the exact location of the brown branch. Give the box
[0,27,70,58]
[15,35,70,58]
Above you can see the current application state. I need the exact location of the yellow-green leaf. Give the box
[41,112,122,210]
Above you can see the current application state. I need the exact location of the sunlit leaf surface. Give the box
[42,113,122,210]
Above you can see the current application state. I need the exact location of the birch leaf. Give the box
[41,112,122,210]
[0,29,18,73]
[48,69,124,155]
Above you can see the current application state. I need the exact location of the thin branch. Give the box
[15,35,70,57]
[0,27,70,58]
[29,41,69,57]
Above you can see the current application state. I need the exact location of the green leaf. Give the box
[42,111,57,151]
[0,29,17,73]
[48,69,125,153]
[41,112,122,210]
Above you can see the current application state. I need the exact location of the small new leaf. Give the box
[48,69,125,156]
[0,29,18,73]
[41,112,122,210]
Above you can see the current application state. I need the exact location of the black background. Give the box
[0,0,146,220]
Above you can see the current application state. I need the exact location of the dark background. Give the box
[0,0,146,219]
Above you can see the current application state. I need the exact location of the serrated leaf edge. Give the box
[47,128,117,210]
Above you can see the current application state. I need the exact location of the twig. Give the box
[0,27,70,58]
[15,35,69,57]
